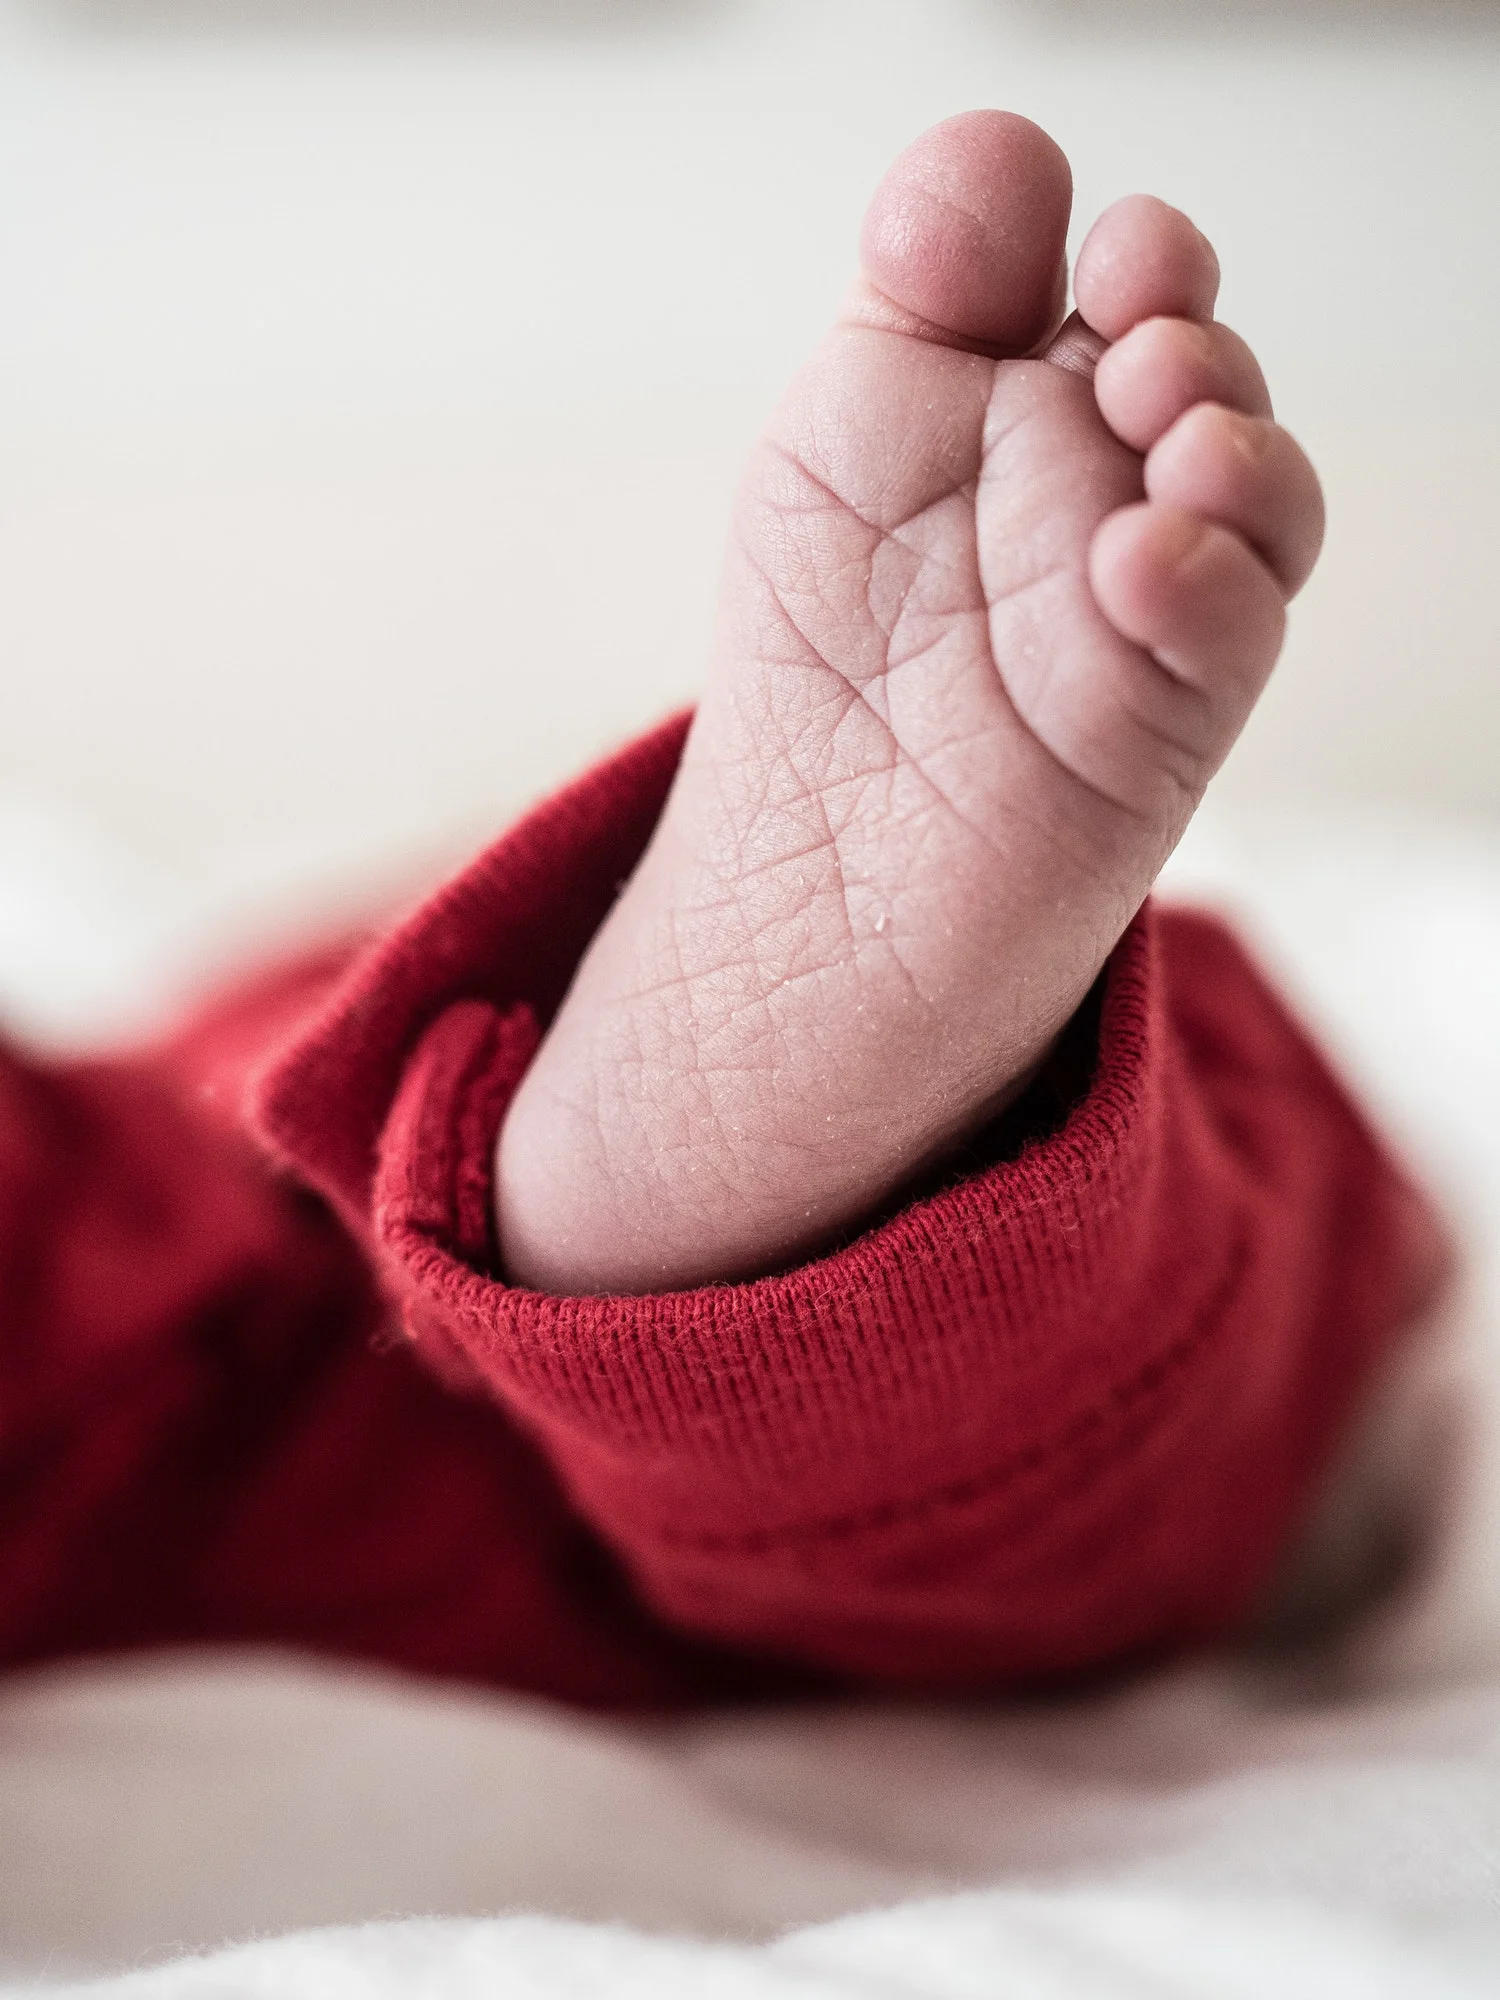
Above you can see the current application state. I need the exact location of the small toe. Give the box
[1094,319,1273,453]
[1074,195,1220,342]
[1145,406,1325,598]
[1090,503,1286,727]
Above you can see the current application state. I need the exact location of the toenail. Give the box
[1229,423,1263,466]
[1164,513,1213,579]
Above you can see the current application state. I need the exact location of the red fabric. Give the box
[0,717,1448,1704]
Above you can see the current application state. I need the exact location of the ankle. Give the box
[493,903,1058,1296]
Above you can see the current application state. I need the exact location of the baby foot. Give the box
[496,111,1325,1294]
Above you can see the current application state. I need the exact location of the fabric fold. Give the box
[252,719,1444,1686]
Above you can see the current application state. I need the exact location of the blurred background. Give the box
[0,0,1497,1031]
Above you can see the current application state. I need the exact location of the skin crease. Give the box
[494,111,1326,1297]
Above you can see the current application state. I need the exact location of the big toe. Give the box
[857,110,1073,353]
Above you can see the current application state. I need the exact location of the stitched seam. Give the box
[625,1225,1252,1555]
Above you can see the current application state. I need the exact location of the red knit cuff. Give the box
[251,716,1443,1685]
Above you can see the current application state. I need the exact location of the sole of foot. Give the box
[496,109,1325,1295]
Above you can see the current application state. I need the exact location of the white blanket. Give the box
[2,804,1498,1997]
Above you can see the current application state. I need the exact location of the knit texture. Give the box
[0,719,1449,1699]
[252,716,1444,1687]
